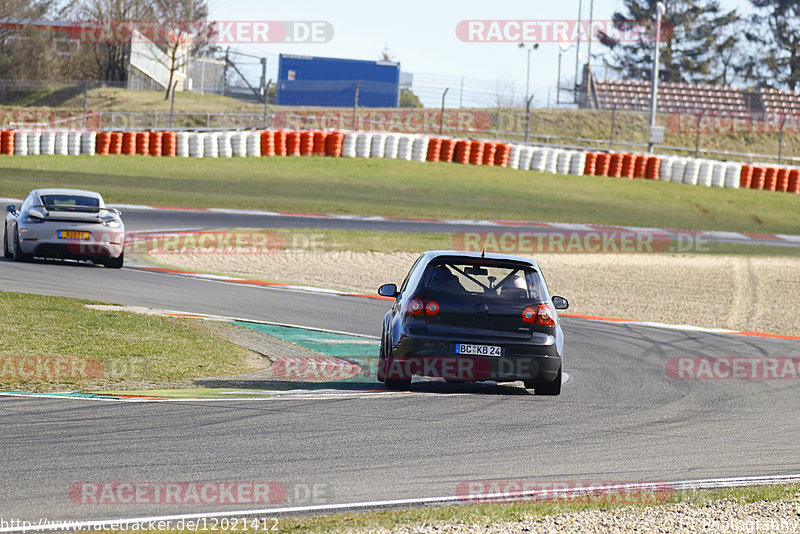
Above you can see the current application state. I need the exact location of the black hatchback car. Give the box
[377,251,568,395]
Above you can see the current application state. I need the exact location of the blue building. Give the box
[276,54,400,107]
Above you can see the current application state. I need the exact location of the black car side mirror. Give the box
[6,205,16,214]
[378,283,399,298]
[552,296,569,310]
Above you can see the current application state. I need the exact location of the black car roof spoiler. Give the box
[430,255,536,269]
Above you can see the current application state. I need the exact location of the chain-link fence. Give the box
[1,78,798,164]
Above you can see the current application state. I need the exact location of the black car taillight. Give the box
[522,304,554,326]
[406,296,440,317]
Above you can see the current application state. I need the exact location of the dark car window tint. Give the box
[399,254,424,294]
[40,195,100,211]
[423,261,544,301]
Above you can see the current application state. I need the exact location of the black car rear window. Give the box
[40,195,100,211]
[422,261,545,301]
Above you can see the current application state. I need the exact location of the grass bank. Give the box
[1,156,799,235]
[0,292,249,391]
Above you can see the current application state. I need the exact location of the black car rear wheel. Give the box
[526,366,562,396]
[383,347,411,391]
[376,334,386,383]
[385,375,412,390]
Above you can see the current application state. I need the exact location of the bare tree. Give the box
[75,0,155,81]
[152,0,210,99]
[485,77,522,109]
[0,0,71,79]
[379,44,395,62]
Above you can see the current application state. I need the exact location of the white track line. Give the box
[131,267,791,338]
[0,391,405,402]
[2,474,799,532]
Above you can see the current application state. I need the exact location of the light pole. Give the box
[574,0,582,102]
[557,41,574,105]
[518,42,539,142]
[648,1,666,153]
[518,43,539,109]
[585,0,594,80]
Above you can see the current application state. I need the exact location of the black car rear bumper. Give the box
[388,335,561,383]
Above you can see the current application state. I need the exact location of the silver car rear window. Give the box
[40,195,100,210]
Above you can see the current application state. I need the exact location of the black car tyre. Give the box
[3,230,12,259]
[13,231,32,262]
[383,348,411,390]
[385,375,412,390]
[376,334,386,383]
[526,366,562,396]
[104,252,124,269]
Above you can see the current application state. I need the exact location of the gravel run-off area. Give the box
[356,492,800,533]
[148,251,800,337]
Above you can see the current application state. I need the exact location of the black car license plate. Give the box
[455,343,502,356]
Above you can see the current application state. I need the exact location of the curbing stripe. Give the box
[730,331,800,341]
[743,233,782,240]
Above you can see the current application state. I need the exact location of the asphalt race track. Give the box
[0,210,799,524]
[116,206,800,249]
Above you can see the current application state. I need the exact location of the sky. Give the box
[207,0,748,108]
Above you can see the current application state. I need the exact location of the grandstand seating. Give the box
[593,79,800,115]
[759,87,800,113]
[593,79,747,113]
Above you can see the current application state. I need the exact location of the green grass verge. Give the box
[135,227,800,257]
[0,292,249,391]
[88,484,798,533]
[1,87,263,114]
[1,156,799,235]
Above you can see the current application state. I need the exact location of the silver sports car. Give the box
[4,188,125,268]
